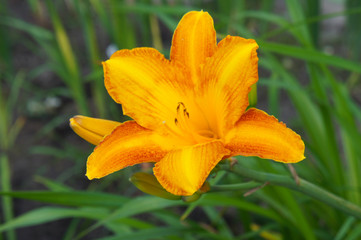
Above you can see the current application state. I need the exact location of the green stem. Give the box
[210,181,262,192]
[1,153,16,240]
[221,165,361,219]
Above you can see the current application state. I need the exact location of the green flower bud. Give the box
[182,181,210,202]
[182,191,201,202]
[130,172,181,200]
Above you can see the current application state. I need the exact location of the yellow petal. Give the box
[103,48,193,131]
[170,11,217,84]
[199,36,259,137]
[87,121,178,179]
[225,108,305,163]
[153,141,230,196]
[69,115,120,145]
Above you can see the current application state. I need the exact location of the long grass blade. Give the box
[45,0,89,115]
[0,154,16,240]
[0,191,128,208]
[258,41,361,74]
[74,196,184,239]
[334,217,356,240]
[0,207,109,233]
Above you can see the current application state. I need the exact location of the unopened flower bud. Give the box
[130,172,181,200]
[69,115,120,145]
[182,191,201,202]
[182,181,210,202]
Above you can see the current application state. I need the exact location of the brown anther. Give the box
[174,118,178,125]
[177,102,185,112]
[183,109,190,118]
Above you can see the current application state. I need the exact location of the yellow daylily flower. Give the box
[70,11,305,196]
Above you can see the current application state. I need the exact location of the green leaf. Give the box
[0,191,128,208]
[199,193,284,224]
[75,196,184,239]
[334,217,356,240]
[0,207,109,233]
[259,41,361,74]
[98,226,198,240]
[0,16,53,40]
[34,176,72,192]
[346,222,361,240]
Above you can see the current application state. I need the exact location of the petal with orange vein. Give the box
[199,36,259,137]
[154,141,230,196]
[69,115,120,145]
[170,11,217,84]
[86,121,179,180]
[225,108,305,163]
[103,48,193,131]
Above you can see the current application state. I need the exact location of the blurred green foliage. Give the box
[1,0,361,239]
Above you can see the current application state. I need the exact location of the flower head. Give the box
[70,11,305,196]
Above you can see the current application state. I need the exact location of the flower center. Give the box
[173,102,218,143]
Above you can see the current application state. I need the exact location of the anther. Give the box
[184,109,190,118]
[174,118,178,125]
[177,102,186,112]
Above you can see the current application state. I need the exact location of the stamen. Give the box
[177,102,186,112]
[184,109,189,118]
[171,101,217,143]
[174,102,192,131]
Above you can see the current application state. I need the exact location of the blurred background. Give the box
[1,0,361,239]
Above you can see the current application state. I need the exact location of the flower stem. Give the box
[220,164,361,219]
[210,181,262,192]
